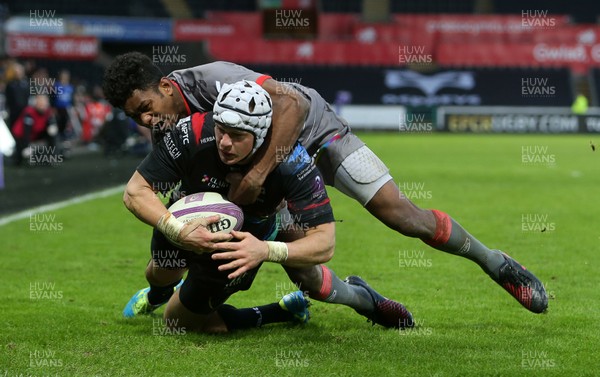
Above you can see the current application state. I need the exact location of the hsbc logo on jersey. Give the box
[201,174,228,189]
[200,136,215,144]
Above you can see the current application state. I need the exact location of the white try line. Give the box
[0,185,124,227]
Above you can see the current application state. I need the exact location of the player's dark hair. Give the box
[102,52,164,109]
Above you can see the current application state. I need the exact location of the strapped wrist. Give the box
[156,211,185,243]
[265,241,288,263]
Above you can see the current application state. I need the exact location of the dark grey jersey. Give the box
[168,61,264,114]
[167,61,352,157]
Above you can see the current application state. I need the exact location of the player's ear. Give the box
[158,78,173,96]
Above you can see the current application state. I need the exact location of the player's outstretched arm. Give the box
[123,171,170,227]
[281,222,336,267]
[228,79,309,205]
[123,171,231,252]
[212,222,335,279]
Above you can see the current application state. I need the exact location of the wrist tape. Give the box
[156,212,185,243]
[265,241,289,263]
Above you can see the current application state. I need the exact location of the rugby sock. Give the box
[147,281,179,306]
[217,304,293,330]
[311,265,374,312]
[422,210,506,279]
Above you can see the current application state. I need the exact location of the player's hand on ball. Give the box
[227,172,262,205]
[212,230,269,279]
[178,215,233,253]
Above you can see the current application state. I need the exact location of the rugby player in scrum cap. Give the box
[121,80,413,332]
[103,52,547,314]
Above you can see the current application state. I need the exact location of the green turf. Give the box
[1,133,599,376]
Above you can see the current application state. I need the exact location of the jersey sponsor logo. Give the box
[287,145,312,172]
[179,122,190,145]
[296,163,315,181]
[311,175,326,199]
[164,132,182,159]
[201,174,228,189]
[200,136,215,144]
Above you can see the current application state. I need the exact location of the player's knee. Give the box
[161,309,190,334]
[191,321,228,334]
[162,309,227,334]
[146,262,185,286]
[144,262,155,282]
[145,261,167,285]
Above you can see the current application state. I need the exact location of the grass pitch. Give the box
[1,133,599,376]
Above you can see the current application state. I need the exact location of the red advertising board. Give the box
[190,12,262,39]
[174,21,239,41]
[6,34,98,60]
[531,25,600,44]
[351,23,435,54]
[174,12,262,41]
[207,39,400,65]
[394,14,571,34]
[436,42,600,74]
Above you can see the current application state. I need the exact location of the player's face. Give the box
[123,79,185,129]
[214,123,255,165]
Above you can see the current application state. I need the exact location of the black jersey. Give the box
[137,112,334,239]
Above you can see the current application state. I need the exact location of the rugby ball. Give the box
[168,192,243,234]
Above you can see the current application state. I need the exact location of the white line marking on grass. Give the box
[0,185,124,227]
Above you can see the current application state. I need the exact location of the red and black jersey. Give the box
[137,112,334,239]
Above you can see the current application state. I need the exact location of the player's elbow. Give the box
[279,90,308,120]
[123,171,152,213]
[293,90,310,117]
[291,89,310,121]
[311,223,335,263]
[321,244,335,264]
[318,237,335,264]
[267,80,309,120]
[123,186,135,212]
[123,179,143,213]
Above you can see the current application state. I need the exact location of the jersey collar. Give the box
[169,79,191,116]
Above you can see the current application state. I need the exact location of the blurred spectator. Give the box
[23,60,38,78]
[81,85,112,146]
[98,107,131,157]
[53,69,74,141]
[334,90,352,115]
[10,95,58,166]
[127,123,152,156]
[5,62,30,132]
[30,67,52,93]
[571,93,588,115]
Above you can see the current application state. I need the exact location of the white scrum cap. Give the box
[213,80,273,155]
